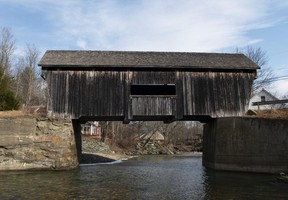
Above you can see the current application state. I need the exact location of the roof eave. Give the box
[39,64,259,71]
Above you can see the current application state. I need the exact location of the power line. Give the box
[264,75,288,83]
[268,75,288,81]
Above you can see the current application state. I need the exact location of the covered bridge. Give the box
[38,50,258,122]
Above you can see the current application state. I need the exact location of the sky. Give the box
[0,0,288,96]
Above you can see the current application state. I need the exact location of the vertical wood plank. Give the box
[176,70,183,119]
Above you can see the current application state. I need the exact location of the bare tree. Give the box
[15,44,41,106]
[0,27,19,110]
[0,27,46,109]
[235,46,274,93]
[14,57,25,98]
[25,44,40,106]
[0,27,16,81]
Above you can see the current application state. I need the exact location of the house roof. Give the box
[140,131,165,141]
[259,88,279,100]
[38,50,259,70]
[250,88,279,102]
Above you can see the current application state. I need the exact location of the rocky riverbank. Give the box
[80,136,201,164]
[81,137,134,164]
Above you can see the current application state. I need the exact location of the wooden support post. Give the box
[176,71,184,120]
[124,71,132,123]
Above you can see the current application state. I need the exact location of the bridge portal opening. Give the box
[73,119,204,164]
[131,84,176,96]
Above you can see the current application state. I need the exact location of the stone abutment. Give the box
[0,117,78,170]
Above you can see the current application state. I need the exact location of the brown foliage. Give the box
[246,109,288,119]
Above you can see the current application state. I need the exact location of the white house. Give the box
[248,88,280,110]
[81,121,101,137]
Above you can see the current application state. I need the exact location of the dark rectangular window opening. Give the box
[131,84,176,95]
[261,96,266,102]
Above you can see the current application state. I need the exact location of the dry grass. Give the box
[246,109,288,119]
[0,110,33,118]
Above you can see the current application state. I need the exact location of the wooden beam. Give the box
[252,99,288,106]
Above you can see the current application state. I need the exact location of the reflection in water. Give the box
[0,155,287,200]
[203,169,288,200]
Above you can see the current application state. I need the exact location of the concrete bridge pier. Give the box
[202,117,288,173]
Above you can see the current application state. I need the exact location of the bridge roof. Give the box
[38,50,259,70]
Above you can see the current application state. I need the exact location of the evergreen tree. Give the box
[0,67,19,110]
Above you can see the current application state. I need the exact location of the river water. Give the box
[0,155,287,200]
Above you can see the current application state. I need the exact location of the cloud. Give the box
[2,0,288,52]
[50,0,288,51]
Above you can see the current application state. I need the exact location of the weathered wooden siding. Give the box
[46,70,125,118]
[129,71,177,119]
[45,69,255,120]
[181,72,255,117]
[131,96,176,116]
[39,50,258,121]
